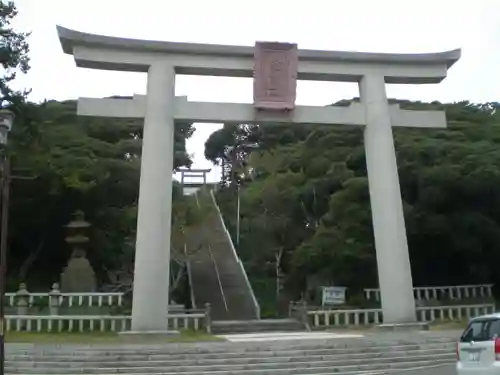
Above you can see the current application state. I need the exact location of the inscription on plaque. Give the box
[253,41,298,111]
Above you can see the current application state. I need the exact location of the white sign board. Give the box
[322,286,347,305]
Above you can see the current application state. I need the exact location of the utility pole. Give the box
[0,110,14,375]
[0,157,9,375]
[228,142,258,249]
[0,110,34,375]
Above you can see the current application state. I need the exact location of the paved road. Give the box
[400,364,455,375]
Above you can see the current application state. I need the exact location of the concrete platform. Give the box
[218,331,364,342]
[118,330,179,341]
[376,322,430,332]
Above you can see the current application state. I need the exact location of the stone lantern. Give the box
[60,210,96,292]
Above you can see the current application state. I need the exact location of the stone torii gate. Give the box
[178,168,211,186]
[57,26,460,332]
[177,168,212,195]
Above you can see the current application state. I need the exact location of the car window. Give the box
[461,319,500,342]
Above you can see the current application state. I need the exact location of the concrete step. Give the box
[5,338,457,356]
[5,337,457,375]
[5,358,455,374]
[6,347,454,363]
[7,352,455,368]
[4,371,389,375]
[5,345,456,363]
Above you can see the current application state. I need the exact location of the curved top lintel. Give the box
[57,26,461,68]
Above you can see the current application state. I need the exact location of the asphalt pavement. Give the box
[399,364,456,375]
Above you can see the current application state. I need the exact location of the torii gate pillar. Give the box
[131,64,176,331]
[360,74,416,322]
[57,25,460,330]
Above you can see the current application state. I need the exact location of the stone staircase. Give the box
[188,188,259,322]
[5,334,458,374]
[188,223,228,319]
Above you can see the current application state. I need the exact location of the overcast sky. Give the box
[11,0,500,182]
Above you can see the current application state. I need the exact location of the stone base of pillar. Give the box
[375,322,430,332]
[119,330,180,340]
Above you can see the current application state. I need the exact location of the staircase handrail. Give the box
[184,243,197,309]
[210,189,261,319]
[207,243,229,312]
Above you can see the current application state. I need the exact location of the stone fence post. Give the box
[289,301,296,318]
[49,283,62,316]
[204,302,212,334]
[15,283,29,315]
[299,300,309,326]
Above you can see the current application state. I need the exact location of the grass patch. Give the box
[429,319,468,331]
[321,320,469,333]
[5,329,224,344]
[323,326,374,333]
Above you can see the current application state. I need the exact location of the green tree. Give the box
[0,0,30,107]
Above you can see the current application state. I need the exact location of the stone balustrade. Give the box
[308,304,496,329]
[364,284,493,302]
[308,308,383,327]
[416,304,495,322]
[4,312,209,333]
[4,283,124,308]
[4,292,124,308]
[4,283,191,320]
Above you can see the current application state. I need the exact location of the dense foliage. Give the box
[5,99,197,291]
[206,101,500,313]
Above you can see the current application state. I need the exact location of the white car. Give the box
[457,313,500,374]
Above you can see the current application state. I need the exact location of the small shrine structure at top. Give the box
[57,25,460,333]
[177,168,212,196]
